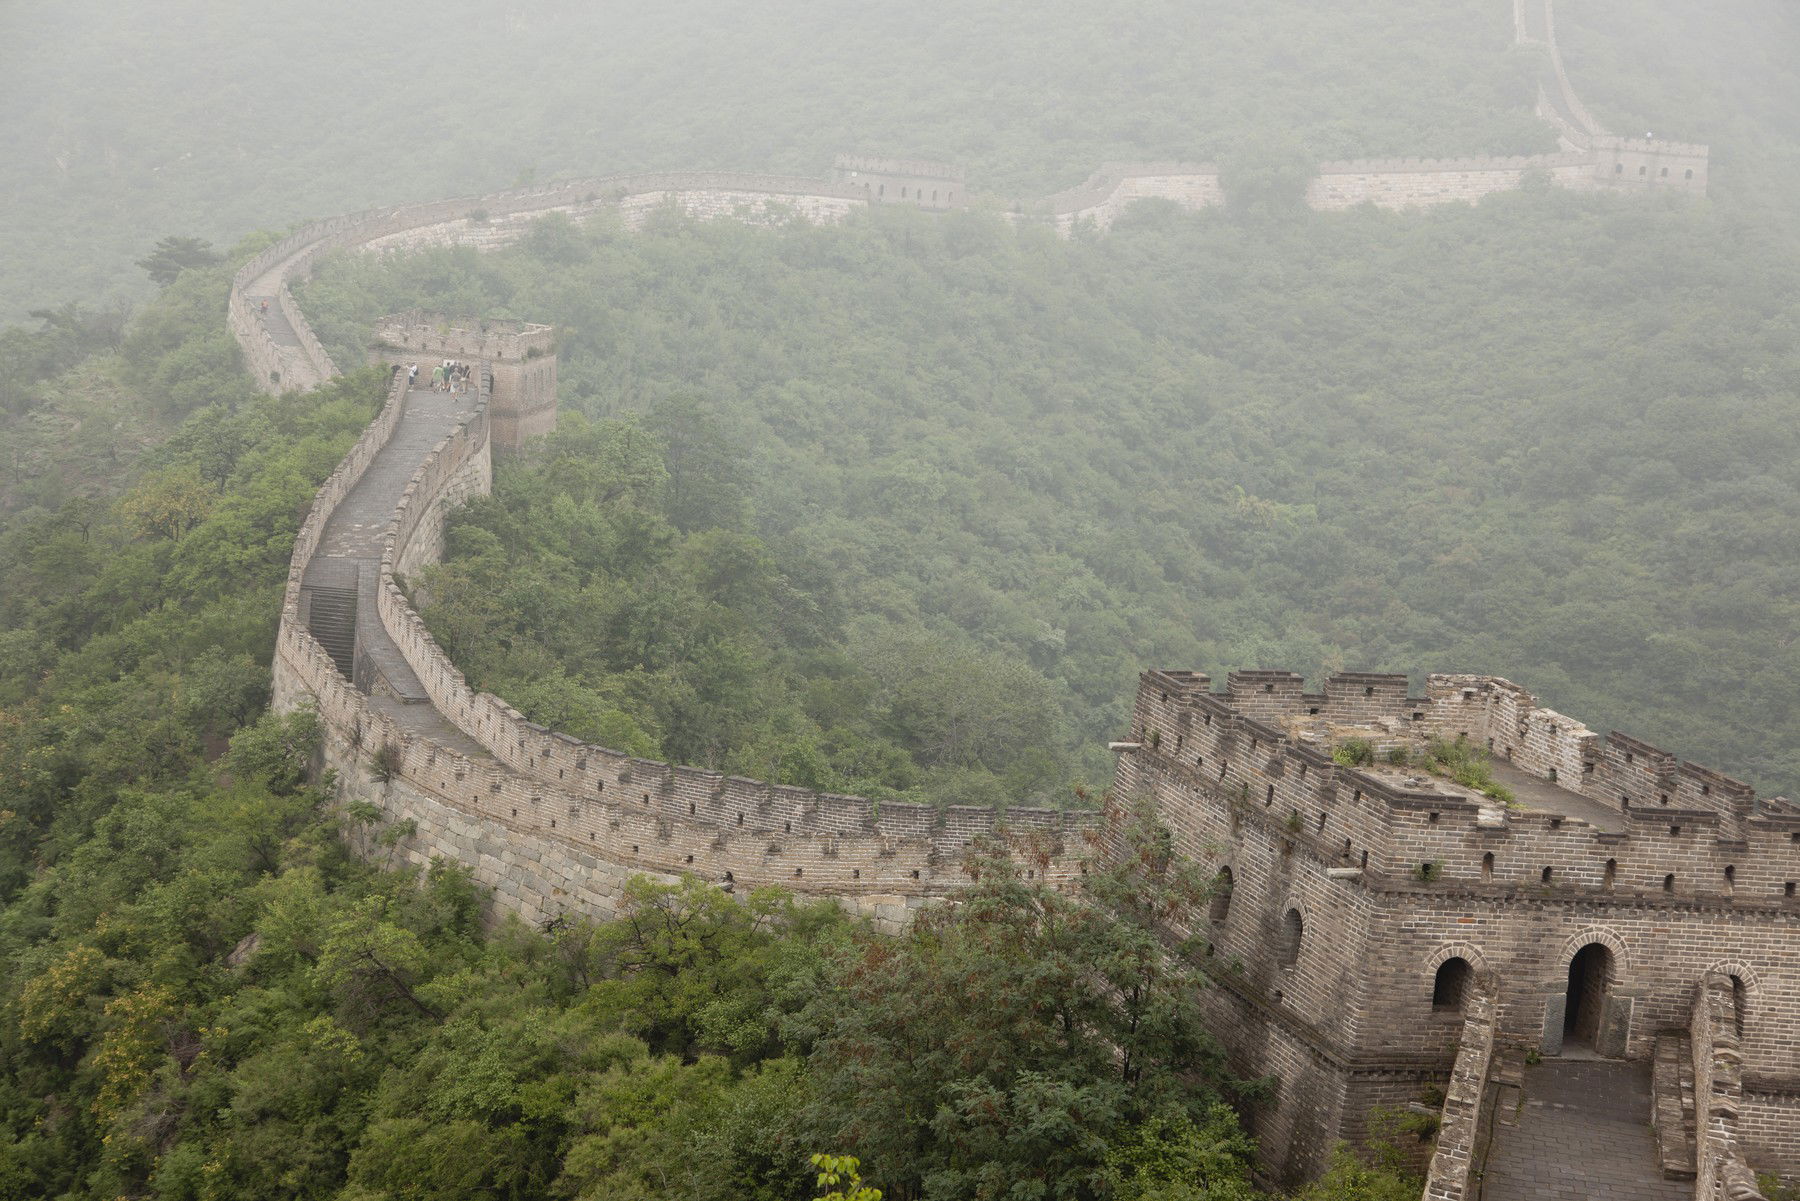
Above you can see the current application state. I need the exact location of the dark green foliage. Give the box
[1420,737,1512,803]
[136,236,223,289]
[798,802,1247,1201]
[1218,136,1316,221]
[303,171,1800,799]
[412,411,1081,806]
[0,254,1423,1201]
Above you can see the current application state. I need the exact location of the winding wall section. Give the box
[242,0,1709,931]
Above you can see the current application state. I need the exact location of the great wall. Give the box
[231,1,1795,1195]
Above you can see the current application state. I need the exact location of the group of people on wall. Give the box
[406,360,473,393]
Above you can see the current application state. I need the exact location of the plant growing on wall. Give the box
[1420,737,1513,803]
[369,741,403,784]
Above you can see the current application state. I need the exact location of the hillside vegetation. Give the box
[300,179,1800,800]
[3,0,1547,324]
[2,0,1798,1195]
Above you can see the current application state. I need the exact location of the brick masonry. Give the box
[1118,668,1800,1186]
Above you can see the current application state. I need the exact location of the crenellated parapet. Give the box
[1125,668,1790,902]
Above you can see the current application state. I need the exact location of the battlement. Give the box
[372,310,554,362]
[832,154,964,182]
[1125,668,1792,892]
[830,155,964,209]
[1315,153,1591,174]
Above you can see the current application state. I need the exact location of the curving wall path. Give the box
[249,175,1099,930]
[242,0,1708,930]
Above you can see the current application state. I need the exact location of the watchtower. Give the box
[1588,136,1709,193]
[370,310,558,453]
[830,155,965,210]
[1114,667,1800,1185]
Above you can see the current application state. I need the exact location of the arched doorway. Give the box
[1433,957,1473,1012]
[1563,943,1613,1050]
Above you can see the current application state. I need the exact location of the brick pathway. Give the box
[1480,1059,1688,1201]
[302,382,489,759]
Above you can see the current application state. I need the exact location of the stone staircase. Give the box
[305,586,359,679]
[303,560,362,680]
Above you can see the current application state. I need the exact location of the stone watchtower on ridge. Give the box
[830,154,965,210]
[370,310,558,453]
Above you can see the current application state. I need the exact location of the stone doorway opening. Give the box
[1563,942,1614,1051]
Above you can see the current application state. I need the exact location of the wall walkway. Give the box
[1481,1060,1690,1201]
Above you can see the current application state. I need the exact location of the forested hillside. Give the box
[0,268,1417,1201]
[4,0,1800,1195]
[3,0,1546,323]
[298,178,1800,799]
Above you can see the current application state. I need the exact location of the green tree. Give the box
[800,809,1237,1201]
[137,236,224,288]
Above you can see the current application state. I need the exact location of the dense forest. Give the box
[298,177,1800,799]
[3,0,1799,1195]
[0,268,1425,1201]
[3,0,1551,323]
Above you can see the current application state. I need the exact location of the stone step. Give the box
[305,585,359,679]
[1652,1032,1698,1181]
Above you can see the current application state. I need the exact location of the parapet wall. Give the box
[259,195,1097,929]
[372,310,554,364]
[1694,974,1772,1200]
[1127,668,1791,901]
[266,354,1094,926]
[229,172,871,395]
[1422,987,1498,1201]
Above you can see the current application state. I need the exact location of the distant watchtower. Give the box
[831,155,965,210]
[370,310,558,453]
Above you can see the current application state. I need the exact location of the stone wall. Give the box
[229,172,872,397]
[1308,155,1596,209]
[1693,973,1771,1200]
[1421,988,1498,1201]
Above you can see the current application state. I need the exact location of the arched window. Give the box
[1482,852,1494,879]
[1604,858,1617,889]
[1433,957,1472,1011]
[1730,976,1747,1038]
[1208,867,1234,924]
[1279,909,1303,967]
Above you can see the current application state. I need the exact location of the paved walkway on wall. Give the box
[302,382,488,759]
[247,296,303,350]
[1479,1059,1688,1201]
[1490,761,1626,833]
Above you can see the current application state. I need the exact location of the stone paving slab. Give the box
[1480,1059,1689,1201]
